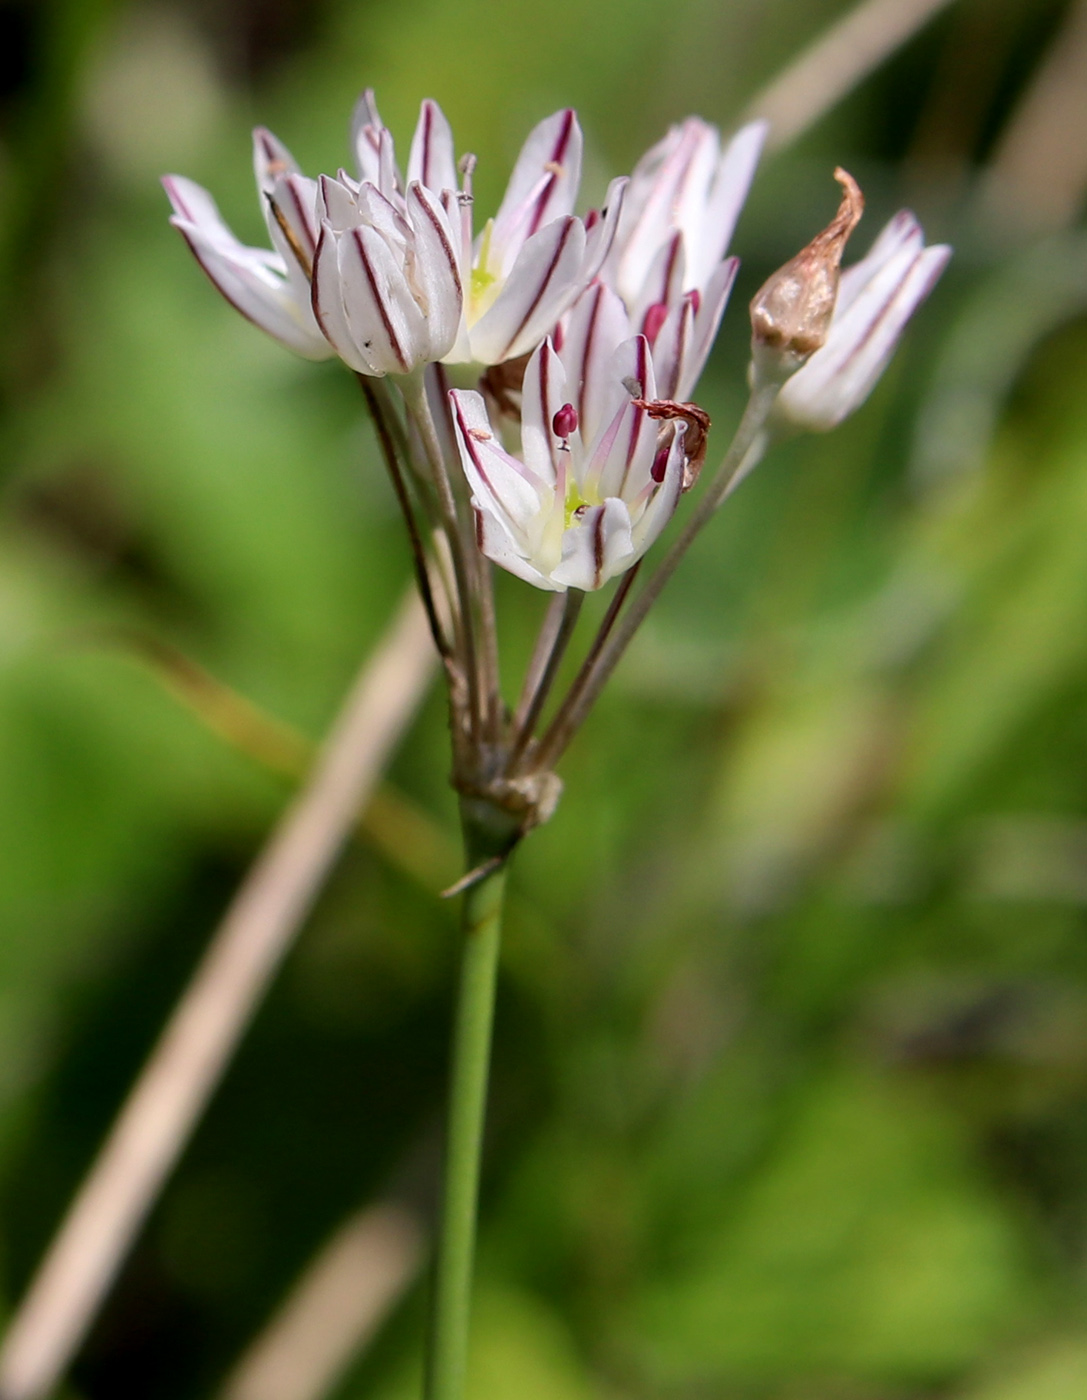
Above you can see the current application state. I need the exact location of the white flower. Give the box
[555,116,764,408]
[450,336,687,592]
[309,171,463,377]
[606,116,766,322]
[163,128,333,360]
[325,93,625,369]
[774,211,951,431]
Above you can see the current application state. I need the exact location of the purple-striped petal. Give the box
[164,175,331,358]
[519,338,569,483]
[491,109,583,272]
[469,215,587,365]
[551,497,635,591]
[559,281,632,444]
[407,99,458,195]
[690,119,767,285]
[778,238,950,431]
[406,182,463,359]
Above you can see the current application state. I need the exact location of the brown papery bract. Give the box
[750,167,864,364]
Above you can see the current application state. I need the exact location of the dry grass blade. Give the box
[0,592,436,1400]
[219,1204,424,1400]
[745,0,958,150]
[979,0,1087,234]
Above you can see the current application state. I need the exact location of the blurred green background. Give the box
[4,0,1087,1396]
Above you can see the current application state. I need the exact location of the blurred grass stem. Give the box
[424,815,511,1400]
[0,593,436,1400]
[745,0,957,150]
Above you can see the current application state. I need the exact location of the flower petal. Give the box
[469,215,587,365]
[407,99,458,195]
[337,222,429,374]
[450,390,549,532]
[406,182,463,360]
[164,175,330,358]
[690,118,767,285]
[560,280,632,444]
[551,497,635,591]
[491,109,583,271]
[582,335,658,501]
[519,338,569,483]
[779,240,950,430]
[351,89,391,186]
[311,223,371,371]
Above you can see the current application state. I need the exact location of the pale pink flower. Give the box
[450,336,687,592]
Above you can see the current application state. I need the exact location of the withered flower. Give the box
[749,167,864,379]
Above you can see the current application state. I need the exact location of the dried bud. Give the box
[750,168,864,380]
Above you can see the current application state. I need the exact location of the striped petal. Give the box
[777,232,950,431]
[407,99,458,195]
[559,281,632,444]
[551,497,635,591]
[163,175,331,359]
[491,109,582,272]
[468,215,586,365]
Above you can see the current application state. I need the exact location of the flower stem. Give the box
[424,810,512,1400]
[534,384,779,769]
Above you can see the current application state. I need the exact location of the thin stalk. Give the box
[506,590,583,772]
[533,563,640,770]
[513,594,567,730]
[404,378,483,743]
[361,378,451,662]
[431,364,503,742]
[536,387,778,768]
[423,816,511,1400]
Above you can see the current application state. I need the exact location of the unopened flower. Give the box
[309,169,463,377]
[315,94,625,370]
[450,337,688,591]
[163,129,333,360]
[750,167,864,381]
[774,210,951,432]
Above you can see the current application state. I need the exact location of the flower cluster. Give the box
[164,92,949,833]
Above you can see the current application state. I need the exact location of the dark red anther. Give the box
[552,403,578,439]
[642,302,668,345]
[688,287,701,314]
[585,208,600,231]
[650,444,670,483]
[552,320,565,352]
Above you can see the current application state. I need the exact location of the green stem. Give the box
[424,812,512,1400]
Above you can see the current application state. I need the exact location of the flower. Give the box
[313,94,625,371]
[606,116,766,320]
[309,173,464,377]
[554,116,765,408]
[773,209,951,431]
[450,336,688,592]
[163,129,333,360]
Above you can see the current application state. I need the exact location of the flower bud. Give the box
[749,168,863,382]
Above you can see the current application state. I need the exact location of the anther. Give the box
[552,403,578,447]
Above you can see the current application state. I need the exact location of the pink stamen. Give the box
[552,403,579,439]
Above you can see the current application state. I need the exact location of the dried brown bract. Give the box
[749,167,864,369]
